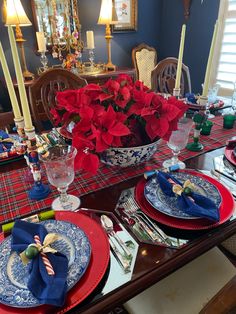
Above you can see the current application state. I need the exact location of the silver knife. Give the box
[109,236,131,273]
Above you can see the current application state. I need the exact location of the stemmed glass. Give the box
[40,145,81,211]
[231,81,236,113]
[206,84,220,118]
[163,117,193,169]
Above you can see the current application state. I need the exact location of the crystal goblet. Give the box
[206,84,220,119]
[231,81,236,113]
[163,117,193,169]
[40,145,81,211]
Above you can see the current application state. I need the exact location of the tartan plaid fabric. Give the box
[0,116,234,225]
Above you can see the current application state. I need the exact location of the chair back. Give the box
[151,57,191,96]
[132,43,157,89]
[0,111,14,132]
[29,68,87,132]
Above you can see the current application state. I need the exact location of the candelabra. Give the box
[49,0,84,60]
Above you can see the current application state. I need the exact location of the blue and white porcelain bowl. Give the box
[100,139,161,167]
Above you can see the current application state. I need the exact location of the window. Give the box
[211,0,236,96]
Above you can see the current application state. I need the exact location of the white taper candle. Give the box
[7,26,33,130]
[86,31,95,49]
[0,42,22,119]
[175,24,186,90]
[202,21,219,97]
[36,32,46,52]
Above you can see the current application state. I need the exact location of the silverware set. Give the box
[100,215,133,273]
[122,197,180,247]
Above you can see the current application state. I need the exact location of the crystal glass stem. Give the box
[58,187,69,204]
[88,49,95,68]
[40,51,48,71]
[171,150,180,164]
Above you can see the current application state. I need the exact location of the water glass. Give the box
[40,145,81,211]
[163,117,193,169]
[206,84,220,119]
[231,81,236,112]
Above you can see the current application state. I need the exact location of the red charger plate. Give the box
[135,170,235,230]
[225,147,236,166]
[0,211,110,314]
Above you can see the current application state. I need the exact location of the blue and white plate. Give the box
[144,172,222,219]
[0,220,91,308]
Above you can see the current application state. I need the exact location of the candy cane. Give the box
[34,235,55,276]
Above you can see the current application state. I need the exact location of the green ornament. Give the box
[25,245,39,259]
[183,187,192,195]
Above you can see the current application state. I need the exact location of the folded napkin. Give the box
[11,220,68,307]
[157,171,220,222]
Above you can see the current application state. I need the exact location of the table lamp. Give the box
[97,0,118,71]
[5,0,34,80]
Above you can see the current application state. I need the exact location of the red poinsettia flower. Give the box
[92,105,130,152]
[116,86,131,109]
[72,134,100,174]
[52,74,188,174]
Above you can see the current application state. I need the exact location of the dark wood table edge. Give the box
[76,219,236,314]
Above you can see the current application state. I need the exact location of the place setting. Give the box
[115,164,235,245]
[0,208,139,314]
[0,141,140,313]
[0,204,114,313]
[115,122,235,245]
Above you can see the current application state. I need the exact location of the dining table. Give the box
[0,113,236,314]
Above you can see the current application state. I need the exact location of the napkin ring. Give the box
[172,179,195,196]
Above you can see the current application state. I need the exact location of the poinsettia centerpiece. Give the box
[51,74,188,173]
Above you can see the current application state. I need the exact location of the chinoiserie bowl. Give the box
[100,139,161,167]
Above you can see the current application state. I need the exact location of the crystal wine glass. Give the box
[231,81,236,113]
[163,117,193,169]
[206,84,220,119]
[40,145,81,211]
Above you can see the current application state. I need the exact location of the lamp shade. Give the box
[5,0,31,26]
[98,0,118,25]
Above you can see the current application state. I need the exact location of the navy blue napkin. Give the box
[11,220,68,307]
[0,130,13,153]
[157,171,220,221]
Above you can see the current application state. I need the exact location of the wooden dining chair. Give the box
[0,111,14,132]
[151,57,192,96]
[132,43,157,89]
[29,68,88,132]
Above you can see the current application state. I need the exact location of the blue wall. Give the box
[0,0,220,109]
[80,0,162,67]
[159,0,220,93]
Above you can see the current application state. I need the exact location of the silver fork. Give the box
[125,197,173,246]
[122,204,161,242]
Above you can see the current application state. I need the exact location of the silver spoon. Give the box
[100,215,132,257]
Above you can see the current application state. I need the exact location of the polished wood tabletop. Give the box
[1,146,236,314]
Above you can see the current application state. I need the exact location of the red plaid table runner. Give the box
[0,115,234,224]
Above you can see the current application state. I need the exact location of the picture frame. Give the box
[112,0,138,33]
